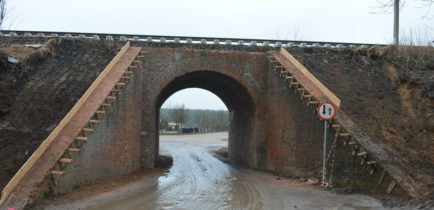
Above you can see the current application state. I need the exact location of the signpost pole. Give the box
[317,102,337,187]
[322,120,327,185]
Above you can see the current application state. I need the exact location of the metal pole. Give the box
[322,120,328,185]
[394,0,400,45]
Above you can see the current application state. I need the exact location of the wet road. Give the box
[36,132,386,210]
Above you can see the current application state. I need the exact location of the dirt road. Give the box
[34,132,386,209]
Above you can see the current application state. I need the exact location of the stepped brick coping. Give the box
[0,42,142,208]
[271,51,426,198]
[336,110,427,198]
[274,48,341,107]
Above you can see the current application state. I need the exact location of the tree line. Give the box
[160,105,229,133]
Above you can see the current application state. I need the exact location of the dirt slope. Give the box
[0,39,120,190]
[0,39,432,199]
[288,46,434,198]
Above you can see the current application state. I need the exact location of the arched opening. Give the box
[155,71,256,165]
[160,88,229,134]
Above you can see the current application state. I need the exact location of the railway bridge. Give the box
[0,31,425,209]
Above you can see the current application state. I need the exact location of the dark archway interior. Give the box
[156,71,256,164]
[157,71,254,111]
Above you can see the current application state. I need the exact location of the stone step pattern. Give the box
[48,50,147,187]
[266,51,398,195]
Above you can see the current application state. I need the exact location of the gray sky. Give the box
[3,0,433,110]
[162,88,227,110]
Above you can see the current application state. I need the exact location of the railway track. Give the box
[0,30,387,48]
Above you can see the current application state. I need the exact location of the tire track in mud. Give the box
[32,133,387,210]
[157,142,238,209]
[157,141,274,210]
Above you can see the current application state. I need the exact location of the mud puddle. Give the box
[33,132,386,210]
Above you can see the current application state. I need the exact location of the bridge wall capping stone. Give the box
[268,49,424,198]
[278,48,341,107]
[0,42,142,208]
[47,47,144,195]
[334,111,426,198]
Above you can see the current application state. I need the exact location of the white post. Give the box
[322,120,328,185]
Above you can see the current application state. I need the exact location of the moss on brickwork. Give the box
[332,140,387,193]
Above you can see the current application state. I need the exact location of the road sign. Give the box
[317,102,338,186]
[317,102,337,121]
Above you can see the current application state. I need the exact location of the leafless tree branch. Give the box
[170,104,187,129]
[0,0,6,29]
[375,0,433,11]
[373,0,433,45]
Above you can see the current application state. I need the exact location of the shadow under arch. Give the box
[156,70,256,166]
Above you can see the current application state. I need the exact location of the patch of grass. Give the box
[3,44,36,60]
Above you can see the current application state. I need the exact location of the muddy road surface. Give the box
[34,132,386,209]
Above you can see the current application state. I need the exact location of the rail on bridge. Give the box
[0,30,382,48]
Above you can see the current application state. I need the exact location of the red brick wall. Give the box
[51,62,144,194]
[51,48,329,195]
[139,48,326,174]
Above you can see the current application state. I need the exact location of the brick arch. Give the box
[139,48,270,170]
[156,70,255,111]
[155,70,257,166]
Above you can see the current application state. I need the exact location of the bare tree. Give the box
[376,0,434,12]
[274,24,304,41]
[375,0,434,45]
[0,0,6,29]
[170,104,187,129]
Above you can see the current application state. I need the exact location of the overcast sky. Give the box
[3,0,433,110]
[161,88,227,110]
